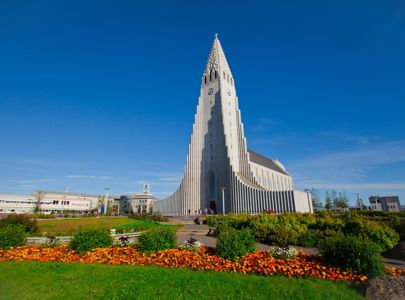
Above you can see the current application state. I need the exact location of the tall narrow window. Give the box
[210,172,216,199]
[223,71,225,79]
[204,76,207,84]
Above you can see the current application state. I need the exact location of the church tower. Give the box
[154,36,313,215]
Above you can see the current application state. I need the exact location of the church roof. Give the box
[248,149,289,176]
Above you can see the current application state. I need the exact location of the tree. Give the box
[34,190,45,213]
[356,194,367,210]
[310,188,322,210]
[325,191,332,211]
[334,190,349,210]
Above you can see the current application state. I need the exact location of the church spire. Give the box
[203,34,232,78]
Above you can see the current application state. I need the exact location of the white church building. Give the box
[155,36,312,215]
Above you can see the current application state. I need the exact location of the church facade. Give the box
[154,36,312,215]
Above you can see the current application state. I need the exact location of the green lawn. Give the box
[0,262,364,300]
[37,217,176,236]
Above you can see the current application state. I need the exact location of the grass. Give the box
[36,217,177,236]
[0,261,365,300]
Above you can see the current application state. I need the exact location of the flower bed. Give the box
[1,246,403,283]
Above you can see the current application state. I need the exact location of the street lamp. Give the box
[104,188,110,215]
[221,187,226,214]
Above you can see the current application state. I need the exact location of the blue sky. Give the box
[0,0,404,205]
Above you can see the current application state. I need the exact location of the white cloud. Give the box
[18,178,57,184]
[65,175,112,179]
[295,180,405,191]
[289,139,405,182]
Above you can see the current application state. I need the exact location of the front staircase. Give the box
[165,215,211,236]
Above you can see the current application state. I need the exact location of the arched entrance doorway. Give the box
[209,171,216,212]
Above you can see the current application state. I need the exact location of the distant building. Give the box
[127,193,159,214]
[369,196,401,212]
[0,191,102,214]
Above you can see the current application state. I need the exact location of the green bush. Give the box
[69,228,112,253]
[299,229,320,247]
[0,224,27,249]
[267,225,299,246]
[130,212,167,223]
[137,227,176,254]
[0,214,39,234]
[344,219,399,251]
[395,222,405,240]
[249,222,275,243]
[216,228,256,261]
[318,234,384,278]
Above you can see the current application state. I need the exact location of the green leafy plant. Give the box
[299,229,320,247]
[318,234,385,278]
[216,228,256,261]
[344,219,399,251]
[69,228,112,253]
[137,227,176,254]
[0,214,39,234]
[268,225,299,246]
[130,212,167,222]
[0,224,27,249]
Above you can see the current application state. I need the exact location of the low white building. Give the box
[127,193,159,214]
[0,191,103,214]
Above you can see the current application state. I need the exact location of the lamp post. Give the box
[221,187,226,215]
[104,188,110,215]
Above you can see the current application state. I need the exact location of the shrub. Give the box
[0,214,39,234]
[130,212,167,222]
[137,227,176,254]
[299,229,320,247]
[249,222,274,243]
[318,234,384,278]
[344,219,399,251]
[0,224,27,249]
[216,228,256,261]
[395,221,405,240]
[267,225,299,246]
[69,228,112,253]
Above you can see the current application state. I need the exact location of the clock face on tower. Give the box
[208,88,214,95]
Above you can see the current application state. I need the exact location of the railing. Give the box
[26,231,143,245]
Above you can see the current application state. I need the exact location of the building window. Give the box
[210,172,216,199]
[204,76,207,84]
[223,71,225,79]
